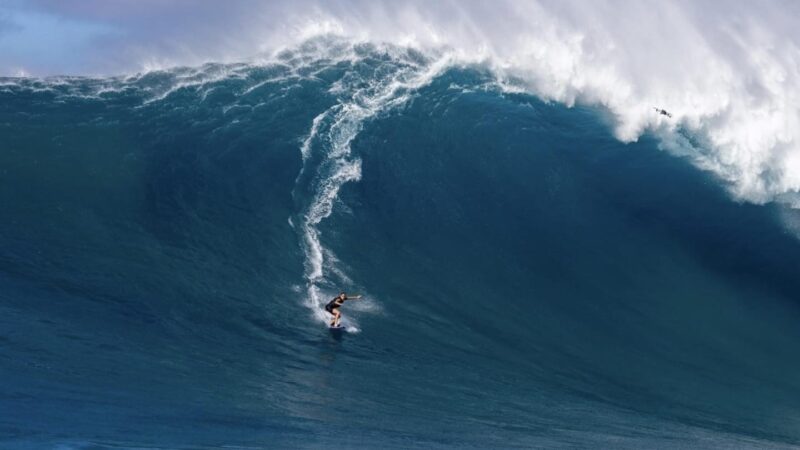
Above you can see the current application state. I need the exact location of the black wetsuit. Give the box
[325,297,344,313]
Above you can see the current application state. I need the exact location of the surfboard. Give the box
[329,324,345,331]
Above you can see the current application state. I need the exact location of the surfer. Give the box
[325,292,362,327]
[654,107,673,118]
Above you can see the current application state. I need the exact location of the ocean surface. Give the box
[2,38,800,449]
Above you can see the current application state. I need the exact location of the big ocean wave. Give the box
[2,30,800,449]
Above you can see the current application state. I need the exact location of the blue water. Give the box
[2,40,800,449]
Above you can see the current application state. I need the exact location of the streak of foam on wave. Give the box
[292,43,452,327]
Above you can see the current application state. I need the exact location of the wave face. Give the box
[8,1,800,208]
[3,39,800,448]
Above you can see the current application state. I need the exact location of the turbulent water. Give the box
[3,38,800,449]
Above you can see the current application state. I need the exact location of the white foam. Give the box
[299,110,329,162]
[301,158,362,282]
[139,66,239,105]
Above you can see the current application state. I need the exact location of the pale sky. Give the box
[0,0,300,75]
[1,0,798,78]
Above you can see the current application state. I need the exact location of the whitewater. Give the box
[3,2,800,448]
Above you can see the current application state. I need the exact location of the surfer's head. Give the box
[339,292,347,299]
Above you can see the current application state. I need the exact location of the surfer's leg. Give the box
[333,310,341,326]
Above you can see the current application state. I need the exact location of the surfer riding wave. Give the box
[325,292,362,327]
